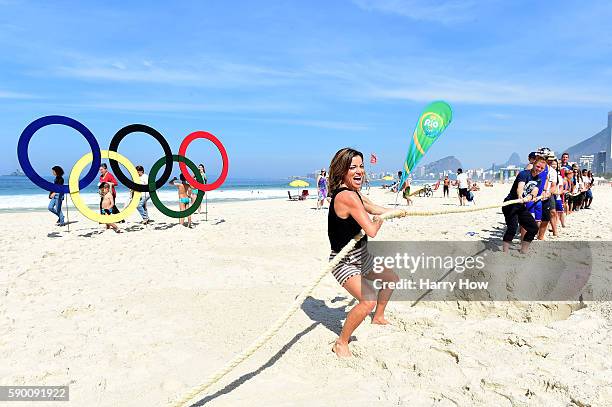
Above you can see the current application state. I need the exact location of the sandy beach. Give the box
[1,184,611,406]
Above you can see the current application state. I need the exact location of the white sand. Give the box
[1,184,611,406]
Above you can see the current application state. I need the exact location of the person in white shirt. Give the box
[135,165,151,224]
[456,168,470,206]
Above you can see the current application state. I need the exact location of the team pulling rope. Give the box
[169,196,538,407]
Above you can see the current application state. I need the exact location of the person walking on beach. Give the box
[502,156,546,254]
[135,165,151,224]
[99,163,123,222]
[170,174,193,228]
[327,147,399,358]
[443,176,450,197]
[317,169,329,209]
[456,168,470,206]
[99,183,121,233]
[401,176,412,206]
[48,165,65,226]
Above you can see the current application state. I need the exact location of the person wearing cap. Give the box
[521,150,550,238]
[503,156,547,253]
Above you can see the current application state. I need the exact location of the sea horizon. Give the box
[0,175,425,211]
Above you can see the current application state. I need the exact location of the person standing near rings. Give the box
[192,163,207,214]
[99,182,121,233]
[48,165,65,226]
[99,163,124,222]
[170,174,193,228]
[135,165,151,224]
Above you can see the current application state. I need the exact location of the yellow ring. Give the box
[69,150,141,224]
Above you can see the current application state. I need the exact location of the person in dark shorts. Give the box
[537,152,558,240]
[456,168,469,206]
[584,170,594,208]
[99,183,121,233]
[502,156,546,254]
[99,163,124,222]
[443,176,450,197]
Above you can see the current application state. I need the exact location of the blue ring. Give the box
[17,115,102,194]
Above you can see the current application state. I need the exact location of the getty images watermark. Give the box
[371,251,488,291]
[363,241,608,301]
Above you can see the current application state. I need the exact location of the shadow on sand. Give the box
[191,296,352,405]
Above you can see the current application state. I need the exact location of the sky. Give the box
[2,0,612,179]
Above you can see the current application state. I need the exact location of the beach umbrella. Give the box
[398,101,453,190]
[289,179,309,188]
[382,175,394,181]
[289,179,309,198]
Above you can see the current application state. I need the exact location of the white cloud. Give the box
[367,78,612,107]
[0,90,34,99]
[55,59,300,88]
[353,0,478,24]
[258,118,369,131]
[66,100,300,114]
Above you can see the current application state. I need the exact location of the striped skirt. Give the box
[329,243,375,286]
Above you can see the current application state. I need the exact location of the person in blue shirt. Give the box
[502,156,547,254]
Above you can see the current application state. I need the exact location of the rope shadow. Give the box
[191,322,319,406]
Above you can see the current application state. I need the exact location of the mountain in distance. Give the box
[502,152,524,167]
[421,155,462,175]
[491,152,525,170]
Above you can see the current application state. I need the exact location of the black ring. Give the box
[108,124,173,192]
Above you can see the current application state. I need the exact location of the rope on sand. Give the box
[169,196,536,407]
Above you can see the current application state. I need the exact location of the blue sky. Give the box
[2,0,612,179]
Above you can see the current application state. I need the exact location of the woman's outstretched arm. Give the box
[361,194,392,216]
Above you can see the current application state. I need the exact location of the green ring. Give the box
[149,154,204,218]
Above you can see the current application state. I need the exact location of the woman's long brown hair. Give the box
[328,148,363,192]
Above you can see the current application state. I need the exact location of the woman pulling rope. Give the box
[170,149,542,405]
[327,147,399,357]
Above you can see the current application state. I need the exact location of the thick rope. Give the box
[169,196,538,407]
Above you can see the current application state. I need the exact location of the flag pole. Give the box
[66,193,70,233]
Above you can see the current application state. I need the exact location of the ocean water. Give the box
[0,175,314,211]
[0,175,425,211]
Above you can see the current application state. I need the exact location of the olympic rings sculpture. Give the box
[17,115,229,224]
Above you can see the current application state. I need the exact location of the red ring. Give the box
[178,131,229,192]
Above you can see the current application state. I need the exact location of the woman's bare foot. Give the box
[332,340,352,358]
[372,316,391,325]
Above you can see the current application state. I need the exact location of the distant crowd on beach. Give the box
[47,162,208,232]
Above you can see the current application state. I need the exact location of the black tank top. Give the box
[328,187,366,252]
